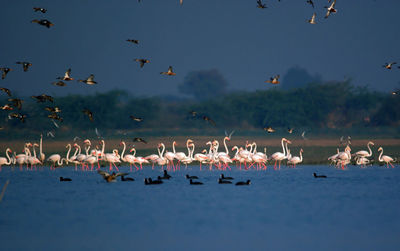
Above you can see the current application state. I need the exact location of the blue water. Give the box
[0,165,399,251]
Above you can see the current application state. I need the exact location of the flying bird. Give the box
[160,66,176,76]
[264,127,275,133]
[0,104,13,110]
[134,58,150,68]
[31,94,53,103]
[324,0,337,19]
[257,0,267,9]
[133,137,147,144]
[189,110,198,117]
[306,0,314,8]
[301,131,308,140]
[78,74,97,85]
[52,81,67,87]
[51,119,60,128]
[265,75,280,84]
[31,19,54,28]
[82,109,94,121]
[307,13,316,24]
[0,87,11,96]
[7,98,23,110]
[392,90,400,95]
[288,128,294,134]
[57,68,74,81]
[48,113,63,122]
[9,113,26,123]
[47,131,55,138]
[202,115,216,126]
[130,115,143,122]
[127,39,139,44]
[383,62,396,70]
[45,106,61,113]
[0,68,12,80]
[16,62,32,72]
[33,7,47,13]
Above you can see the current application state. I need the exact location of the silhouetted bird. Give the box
[134,58,150,68]
[57,68,74,81]
[48,113,63,122]
[160,66,176,76]
[307,13,316,24]
[313,172,327,178]
[33,7,47,13]
[0,68,12,80]
[306,0,314,8]
[203,115,216,126]
[144,178,163,185]
[189,110,198,117]
[52,81,67,87]
[133,137,147,144]
[265,75,280,84]
[163,170,172,179]
[121,175,135,181]
[31,19,54,28]
[189,179,203,185]
[60,177,72,182]
[0,87,11,96]
[392,90,400,95]
[383,62,396,70]
[235,180,251,186]
[8,98,22,110]
[257,0,267,9]
[127,39,139,44]
[264,127,275,133]
[98,170,128,182]
[324,0,337,19]
[186,174,198,179]
[45,106,61,113]
[218,178,232,184]
[16,62,32,72]
[220,174,233,180]
[82,109,94,121]
[78,74,97,85]
[130,115,143,122]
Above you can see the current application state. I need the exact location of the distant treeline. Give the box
[1,81,400,139]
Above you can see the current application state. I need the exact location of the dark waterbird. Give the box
[134,58,150,68]
[144,178,163,185]
[218,178,232,184]
[8,98,23,110]
[31,19,54,28]
[235,180,251,186]
[163,170,171,179]
[220,174,233,180]
[121,175,135,181]
[16,62,32,72]
[313,173,327,178]
[190,179,203,185]
[60,177,72,182]
[160,66,176,76]
[33,7,47,13]
[82,109,94,121]
[127,39,139,44]
[133,137,147,144]
[0,87,11,96]
[186,174,198,179]
[78,74,97,85]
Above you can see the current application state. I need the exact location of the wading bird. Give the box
[378,147,395,168]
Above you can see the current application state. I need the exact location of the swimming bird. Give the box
[52,81,67,87]
[160,66,176,76]
[265,75,280,84]
[306,0,314,8]
[133,137,147,144]
[57,68,74,81]
[130,115,143,122]
[220,174,233,180]
[383,62,396,70]
[144,178,163,185]
[235,180,251,186]
[98,170,128,183]
[186,174,198,179]
[257,0,267,9]
[0,87,11,96]
[218,178,232,184]
[307,12,316,24]
[8,98,23,110]
[313,172,327,178]
[163,170,172,179]
[134,59,150,68]
[60,177,72,182]
[121,175,135,181]
[127,39,139,44]
[0,68,12,79]
[82,109,94,121]
[78,74,97,85]
[33,7,47,13]
[16,62,32,72]
[189,179,203,185]
[264,127,275,133]
[324,0,337,19]
[31,19,54,28]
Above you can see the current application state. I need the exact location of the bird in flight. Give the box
[383,62,396,70]
[0,87,11,96]
[306,0,314,8]
[324,0,337,19]
[16,62,32,72]
[133,137,147,144]
[0,68,12,80]
[33,7,47,13]
[8,98,23,110]
[48,113,63,122]
[264,127,275,133]
[265,75,280,84]
[57,68,74,81]
[257,0,267,9]
[160,66,176,76]
[307,13,316,24]
[288,128,294,134]
[9,113,26,123]
[127,39,139,44]
[45,106,61,113]
[78,74,97,85]
[52,81,67,87]
[82,109,94,121]
[130,115,143,122]
[31,94,53,103]
[0,104,13,110]
[134,59,150,68]
[392,90,400,95]
[31,19,54,28]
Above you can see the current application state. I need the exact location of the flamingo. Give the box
[164,141,177,171]
[353,141,374,160]
[269,138,291,170]
[68,144,80,165]
[100,140,121,171]
[192,142,211,170]
[378,147,395,168]
[0,148,12,170]
[179,143,194,168]
[46,144,70,169]
[120,141,137,171]
[39,134,45,163]
[336,145,352,169]
[145,144,161,169]
[130,148,149,169]
[27,143,42,168]
[328,148,340,165]
[249,142,268,170]
[356,156,370,168]
[174,139,193,169]
[287,149,304,168]
[156,143,168,168]
[83,150,99,171]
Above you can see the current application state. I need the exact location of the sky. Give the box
[1,0,400,98]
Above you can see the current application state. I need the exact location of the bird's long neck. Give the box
[190,143,195,158]
[131,148,136,157]
[32,144,37,158]
[285,141,290,158]
[252,142,257,154]
[232,146,239,157]
[6,150,11,164]
[66,144,71,160]
[172,142,176,154]
[71,147,79,159]
[39,135,43,157]
[299,150,303,161]
[367,143,373,157]
[85,145,90,156]
[160,144,165,158]
[281,139,286,156]
[223,138,229,154]
[25,147,32,157]
[101,140,105,156]
[378,149,383,162]
[121,142,126,159]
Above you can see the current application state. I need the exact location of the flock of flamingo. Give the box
[0,135,396,171]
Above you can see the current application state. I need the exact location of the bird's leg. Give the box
[390,162,395,168]
[199,162,202,171]
[133,163,139,171]
[113,162,120,172]
[278,160,281,170]
[109,162,112,171]
[129,164,132,172]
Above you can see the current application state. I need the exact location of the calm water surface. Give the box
[0,165,399,251]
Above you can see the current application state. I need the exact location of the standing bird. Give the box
[383,62,396,70]
[257,0,267,9]
[78,74,97,85]
[307,13,316,24]
[134,59,150,68]
[0,68,12,80]
[57,68,74,81]
[82,109,94,121]
[265,75,280,84]
[0,87,11,96]
[324,0,337,19]
[127,39,139,44]
[31,19,54,28]
[377,147,395,168]
[33,7,47,13]
[160,66,176,76]
[16,62,32,72]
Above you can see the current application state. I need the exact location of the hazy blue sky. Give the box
[1,0,400,97]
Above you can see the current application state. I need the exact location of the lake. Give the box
[0,164,399,251]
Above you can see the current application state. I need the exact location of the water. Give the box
[0,165,399,251]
